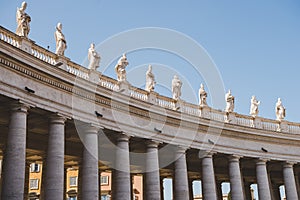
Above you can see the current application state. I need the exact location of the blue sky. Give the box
[1,1,300,199]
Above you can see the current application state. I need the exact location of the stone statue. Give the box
[88,43,101,70]
[275,98,286,121]
[115,53,129,82]
[250,96,260,118]
[199,83,207,107]
[145,65,155,92]
[55,23,67,56]
[16,1,31,38]
[225,90,234,113]
[172,75,182,101]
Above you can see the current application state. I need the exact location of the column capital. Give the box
[229,154,243,162]
[117,132,130,142]
[199,150,216,158]
[176,145,189,154]
[256,158,269,165]
[10,102,31,113]
[83,123,103,134]
[146,140,160,148]
[283,161,297,168]
[49,113,68,124]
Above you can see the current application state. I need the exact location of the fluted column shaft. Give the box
[228,155,245,200]
[283,162,299,200]
[44,114,66,200]
[173,147,189,200]
[81,125,99,200]
[256,159,271,200]
[1,103,29,200]
[145,141,161,200]
[112,134,131,200]
[202,153,217,200]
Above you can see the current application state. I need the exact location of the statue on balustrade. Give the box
[250,95,260,118]
[55,23,67,56]
[199,83,207,107]
[145,65,156,92]
[88,43,101,70]
[275,98,286,121]
[225,90,234,113]
[115,53,129,82]
[16,1,31,38]
[172,75,182,101]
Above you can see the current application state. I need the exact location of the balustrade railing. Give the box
[31,45,56,65]
[0,25,299,135]
[129,88,148,101]
[66,61,89,80]
[0,26,20,48]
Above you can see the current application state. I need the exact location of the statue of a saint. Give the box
[275,98,286,121]
[172,75,182,101]
[55,23,67,56]
[16,1,31,38]
[115,53,129,82]
[145,65,155,92]
[88,43,101,70]
[225,90,234,113]
[199,83,207,107]
[250,96,260,117]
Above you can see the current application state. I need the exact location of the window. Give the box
[100,176,109,185]
[69,176,77,187]
[101,195,110,200]
[68,197,76,200]
[30,163,40,173]
[29,179,39,190]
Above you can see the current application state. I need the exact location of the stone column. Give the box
[0,159,2,198]
[202,152,217,200]
[228,155,245,200]
[173,147,189,200]
[44,114,66,200]
[63,167,67,200]
[188,179,194,200]
[244,182,252,200]
[77,163,82,200]
[145,140,161,200]
[24,162,30,200]
[283,162,299,200]
[112,134,131,200]
[271,183,281,200]
[256,159,271,200]
[216,180,223,200]
[160,177,165,200]
[1,103,29,200]
[81,125,99,200]
[295,173,300,199]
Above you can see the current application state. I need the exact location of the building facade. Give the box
[0,24,299,200]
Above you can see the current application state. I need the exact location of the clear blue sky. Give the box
[1,1,300,199]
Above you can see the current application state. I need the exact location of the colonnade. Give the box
[0,102,299,200]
